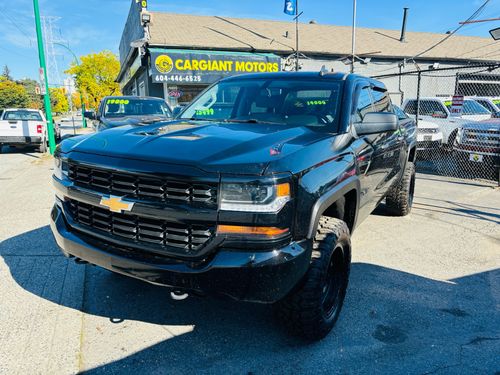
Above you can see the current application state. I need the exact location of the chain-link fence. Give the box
[374,63,500,185]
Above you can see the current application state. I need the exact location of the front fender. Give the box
[306,176,360,238]
[293,152,360,240]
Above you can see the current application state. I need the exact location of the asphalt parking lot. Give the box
[0,151,499,374]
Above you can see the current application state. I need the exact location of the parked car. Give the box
[0,108,49,153]
[454,119,500,180]
[52,72,416,340]
[394,105,442,153]
[85,96,173,131]
[402,97,482,149]
[467,97,500,118]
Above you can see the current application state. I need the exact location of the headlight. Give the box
[220,181,291,212]
[53,157,68,180]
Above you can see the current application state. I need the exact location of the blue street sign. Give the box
[284,0,297,15]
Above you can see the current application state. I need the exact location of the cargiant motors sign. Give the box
[149,48,281,85]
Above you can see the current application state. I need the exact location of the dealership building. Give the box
[117,1,500,107]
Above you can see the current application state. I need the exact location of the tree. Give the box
[49,87,69,114]
[0,80,29,109]
[18,78,43,110]
[1,65,12,81]
[65,51,121,111]
[71,92,82,110]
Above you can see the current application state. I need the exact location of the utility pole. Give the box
[54,42,87,128]
[351,0,357,73]
[33,0,56,154]
[294,0,300,71]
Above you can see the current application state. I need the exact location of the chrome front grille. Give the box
[462,129,500,148]
[67,199,214,255]
[68,163,217,205]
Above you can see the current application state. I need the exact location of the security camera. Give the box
[141,12,151,25]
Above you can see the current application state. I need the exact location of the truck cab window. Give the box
[353,86,373,123]
[371,88,391,112]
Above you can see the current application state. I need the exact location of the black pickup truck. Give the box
[51,72,416,340]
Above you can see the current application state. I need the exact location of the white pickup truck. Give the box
[0,108,48,153]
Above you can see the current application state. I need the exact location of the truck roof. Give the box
[2,108,42,112]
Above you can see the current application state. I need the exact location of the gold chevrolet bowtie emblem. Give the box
[100,196,134,213]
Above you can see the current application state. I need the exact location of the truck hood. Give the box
[460,119,500,131]
[60,120,330,174]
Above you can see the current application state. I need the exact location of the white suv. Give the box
[401,97,491,148]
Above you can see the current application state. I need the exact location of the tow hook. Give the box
[74,258,89,265]
[170,290,189,301]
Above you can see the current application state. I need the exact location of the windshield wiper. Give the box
[223,118,284,125]
[186,117,223,122]
[184,117,284,125]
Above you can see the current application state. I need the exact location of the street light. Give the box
[54,42,87,128]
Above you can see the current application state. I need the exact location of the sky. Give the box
[0,0,498,83]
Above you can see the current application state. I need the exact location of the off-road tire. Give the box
[386,161,416,216]
[275,217,351,341]
[38,141,47,153]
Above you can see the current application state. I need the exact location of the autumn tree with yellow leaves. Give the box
[66,51,121,111]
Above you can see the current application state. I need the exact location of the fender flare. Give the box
[307,176,361,239]
[407,140,417,162]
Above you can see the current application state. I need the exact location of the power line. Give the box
[409,0,490,61]
[453,41,499,59]
[0,7,34,43]
[470,49,500,59]
[370,0,493,76]
[0,44,33,59]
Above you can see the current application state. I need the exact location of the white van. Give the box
[0,108,48,153]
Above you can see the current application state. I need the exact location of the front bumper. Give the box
[0,136,43,145]
[416,140,442,151]
[453,144,500,158]
[50,203,310,303]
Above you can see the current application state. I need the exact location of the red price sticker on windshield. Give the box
[450,95,464,116]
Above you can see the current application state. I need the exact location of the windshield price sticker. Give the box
[195,108,215,116]
[450,95,464,116]
[306,100,327,106]
[108,99,130,105]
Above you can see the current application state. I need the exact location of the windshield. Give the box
[179,78,342,129]
[104,98,172,118]
[476,99,498,113]
[3,110,43,121]
[443,99,490,115]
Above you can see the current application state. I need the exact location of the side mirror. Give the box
[172,106,183,118]
[355,112,398,136]
[84,111,96,120]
